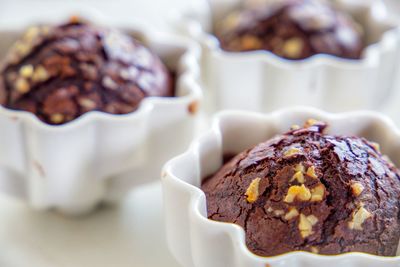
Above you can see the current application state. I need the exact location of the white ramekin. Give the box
[0,23,202,215]
[172,0,400,113]
[162,107,400,267]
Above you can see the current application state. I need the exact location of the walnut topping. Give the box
[102,76,119,90]
[32,65,50,82]
[284,184,311,203]
[12,26,47,60]
[120,66,138,81]
[299,214,318,238]
[14,41,30,56]
[351,182,364,197]
[50,113,64,124]
[307,215,318,225]
[348,206,372,230]
[306,166,318,179]
[291,124,300,130]
[245,177,261,203]
[274,210,285,216]
[284,207,299,220]
[304,118,320,128]
[311,184,325,202]
[310,246,319,254]
[282,37,303,58]
[291,163,306,183]
[370,142,381,153]
[188,100,199,115]
[24,26,40,40]
[291,171,304,184]
[284,147,301,157]
[20,65,34,78]
[241,35,263,50]
[78,98,97,109]
[295,163,305,173]
[15,78,30,93]
[69,15,81,24]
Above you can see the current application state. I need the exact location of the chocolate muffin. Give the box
[202,119,400,256]
[0,18,173,125]
[215,0,364,59]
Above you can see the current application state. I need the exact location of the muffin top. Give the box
[215,0,364,59]
[0,18,173,125]
[202,119,400,256]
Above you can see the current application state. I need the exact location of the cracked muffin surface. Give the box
[201,119,400,256]
[0,18,173,125]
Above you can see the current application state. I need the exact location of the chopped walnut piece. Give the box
[32,66,50,83]
[291,163,306,183]
[306,166,318,179]
[20,65,34,78]
[303,118,322,128]
[311,184,325,202]
[284,184,311,203]
[307,215,318,225]
[351,182,364,197]
[282,37,303,58]
[241,35,262,50]
[299,214,318,238]
[15,78,30,93]
[245,177,261,203]
[14,41,30,57]
[291,171,304,184]
[348,206,372,230]
[284,147,301,157]
[78,98,97,109]
[370,142,381,153]
[284,207,299,220]
[295,163,305,173]
[274,210,285,216]
[24,26,40,40]
[102,76,119,90]
[291,124,300,130]
[50,113,65,124]
[69,15,81,24]
[310,246,319,254]
[188,100,199,115]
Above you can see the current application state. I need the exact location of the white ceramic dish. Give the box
[162,107,400,267]
[0,24,202,216]
[173,0,400,113]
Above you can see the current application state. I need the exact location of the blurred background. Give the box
[0,0,203,31]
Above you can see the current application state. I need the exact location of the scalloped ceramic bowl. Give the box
[162,107,400,267]
[0,20,202,215]
[172,0,400,112]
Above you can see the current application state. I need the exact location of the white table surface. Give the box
[0,1,399,267]
[0,182,180,267]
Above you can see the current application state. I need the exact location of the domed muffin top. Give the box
[202,119,400,256]
[0,18,173,124]
[215,0,364,59]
